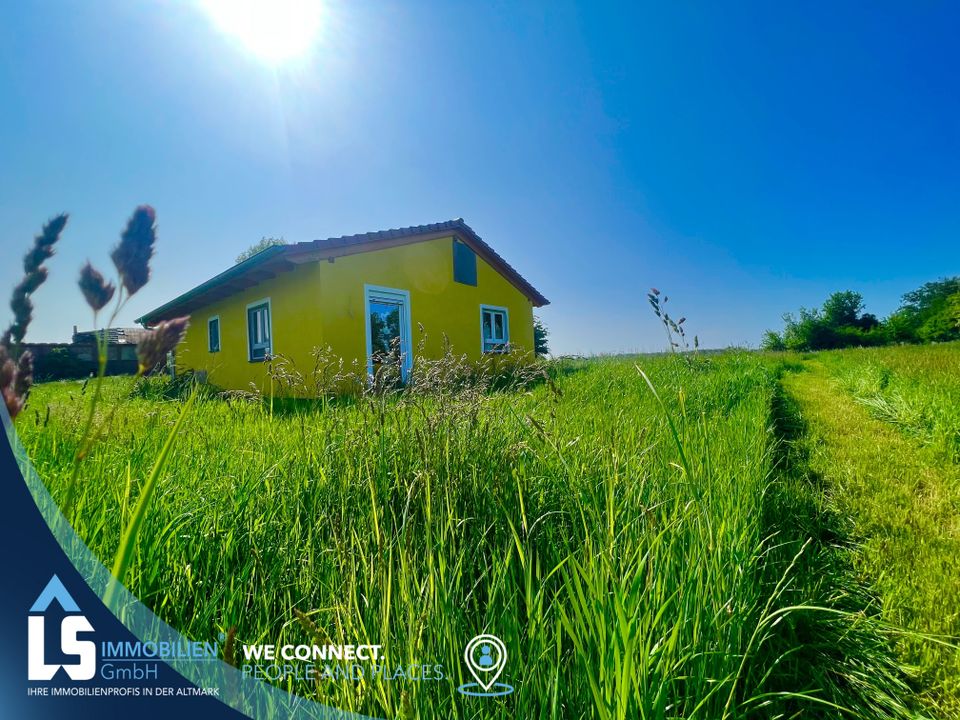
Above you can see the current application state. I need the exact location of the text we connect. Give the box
[242,644,384,662]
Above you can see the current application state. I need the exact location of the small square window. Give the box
[208,316,221,353]
[453,240,477,286]
[247,302,271,361]
[481,306,509,353]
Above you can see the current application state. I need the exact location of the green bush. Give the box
[33,347,91,380]
[763,279,960,350]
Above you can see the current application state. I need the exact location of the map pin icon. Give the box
[464,634,507,692]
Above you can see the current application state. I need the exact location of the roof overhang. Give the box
[136,245,296,325]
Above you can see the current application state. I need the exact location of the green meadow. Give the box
[16,345,960,719]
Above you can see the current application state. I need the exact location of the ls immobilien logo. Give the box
[27,575,96,681]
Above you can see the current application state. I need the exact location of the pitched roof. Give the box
[72,327,149,345]
[137,219,548,324]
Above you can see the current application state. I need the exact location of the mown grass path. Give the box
[781,360,960,717]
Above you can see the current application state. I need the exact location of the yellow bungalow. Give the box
[137,219,549,391]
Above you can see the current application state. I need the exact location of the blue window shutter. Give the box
[453,240,477,286]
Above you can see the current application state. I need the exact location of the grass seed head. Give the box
[137,316,189,374]
[111,205,156,296]
[23,214,66,275]
[14,350,32,398]
[0,348,14,399]
[223,627,237,667]
[4,213,68,346]
[78,262,116,312]
[0,345,32,420]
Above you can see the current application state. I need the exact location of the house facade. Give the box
[137,219,549,392]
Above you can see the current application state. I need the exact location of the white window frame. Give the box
[245,298,272,362]
[207,315,221,353]
[480,304,510,354]
[364,284,413,380]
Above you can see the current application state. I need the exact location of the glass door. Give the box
[365,286,412,381]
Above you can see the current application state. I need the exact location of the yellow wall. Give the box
[175,236,536,392]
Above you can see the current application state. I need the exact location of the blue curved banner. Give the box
[1,406,378,720]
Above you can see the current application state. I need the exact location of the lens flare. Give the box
[200,0,323,65]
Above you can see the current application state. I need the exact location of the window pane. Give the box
[209,318,220,351]
[248,304,270,360]
[370,301,401,357]
[481,308,509,353]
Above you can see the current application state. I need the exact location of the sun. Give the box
[200,0,324,66]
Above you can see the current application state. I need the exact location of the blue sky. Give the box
[1,1,957,354]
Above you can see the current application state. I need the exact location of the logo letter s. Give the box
[60,616,96,680]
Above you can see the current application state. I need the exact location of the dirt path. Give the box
[781,361,960,717]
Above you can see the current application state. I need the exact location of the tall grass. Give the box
[786,345,960,714]
[825,342,960,463]
[20,353,920,718]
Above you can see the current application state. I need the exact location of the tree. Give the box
[533,315,549,356]
[884,308,918,343]
[766,291,887,351]
[779,307,826,351]
[822,290,864,328]
[857,312,880,330]
[236,236,286,264]
[759,330,786,351]
[900,277,960,314]
[897,277,960,342]
[917,307,958,342]
[949,293,960,330]
[763,277,960,351]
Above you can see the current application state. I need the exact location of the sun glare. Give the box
[200,0,324,66]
